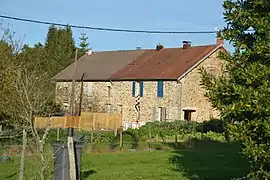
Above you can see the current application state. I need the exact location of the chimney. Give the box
[156,44,164,51]
[216,37,224,45]
[86,48,92,55]
[182,41,191,49]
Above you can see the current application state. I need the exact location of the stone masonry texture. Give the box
[56,49,223,123]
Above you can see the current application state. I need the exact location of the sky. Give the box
[0,0,232,52]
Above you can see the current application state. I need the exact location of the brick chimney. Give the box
[216,37,224,45]
[182,41,191,49]
[156,44,164,51]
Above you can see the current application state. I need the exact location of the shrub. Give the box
[197,119,225,133]
[131,121,199,141]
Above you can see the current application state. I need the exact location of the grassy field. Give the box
[0,139,250,180]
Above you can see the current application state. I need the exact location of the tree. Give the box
[200,0,270,179]
[0,25,22,128]
[0,26,61,180]
[16,43,45,73]
[0,54,56,179]
[44,25,76,77]
[0,23,79,179]
[0,40,14,128]
[78,31,89,57]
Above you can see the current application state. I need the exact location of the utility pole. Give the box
[78,73,85,116]
[67,49,78,180]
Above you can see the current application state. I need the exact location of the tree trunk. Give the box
[119,128,124,151]
[19,129,27,180]
[39,145,46,180]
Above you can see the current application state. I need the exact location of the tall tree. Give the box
[200,0,270,179]
[44,25,76,77]
[78,31,89,57]
[0,28,59,179]
[0,40,14,127]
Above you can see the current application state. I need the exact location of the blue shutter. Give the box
[139,81,144,97]
[132,82,136,97]
[157,80,164,97]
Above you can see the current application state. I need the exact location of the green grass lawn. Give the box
[0,139,250,180]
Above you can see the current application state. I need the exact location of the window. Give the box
[87,82,93,96]
[155,107,166,121]
[139,81,143,97]
[107,86,111,98]
[63,87,69,102]
[132,81,144,97]
[183,109,196,121]
[132,82,136,97]
[157,80,164,97]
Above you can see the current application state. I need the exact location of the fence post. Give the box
[19,129,27,180]
[119,126,123,151]
[93,113,96,131]
[79,116,82,131]
[106,114,109,129]
[90,127,94,153]
[64,116,67,129]
[57,128,60,141]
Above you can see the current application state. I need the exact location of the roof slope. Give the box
[110,44,220,80]
[53,50,145,81]
[53,44,222,81]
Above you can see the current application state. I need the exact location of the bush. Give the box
[128,120,226,142]
[126,121,199,141]
[197,119,225,133]
[1,119,225,148]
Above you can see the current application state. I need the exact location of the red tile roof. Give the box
[53,44,223,81]
[110,44,221,80]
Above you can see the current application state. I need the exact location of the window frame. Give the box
[157,80,164,98]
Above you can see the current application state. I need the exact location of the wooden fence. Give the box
[34,112,122,131]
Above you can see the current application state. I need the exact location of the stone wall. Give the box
[55,81,105,113]
[92,81,187,123]
[55,48,223,123]
[179,49,222,122]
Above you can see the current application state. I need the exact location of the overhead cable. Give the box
[0,15,219,34]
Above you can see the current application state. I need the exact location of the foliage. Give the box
[78,31,90,57]
[44,25,76,77]
[197,119,225,133]
[125,121,226,142]
[125,121,196,141]
[0,24,77,124]
[200,0,270,178]
[0,24,78,180]
[5,120,226,147]
[0,128,23,148]
[193,131,226,142]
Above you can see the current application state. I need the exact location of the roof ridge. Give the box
[54,43,225,81]
[90,44,219,53]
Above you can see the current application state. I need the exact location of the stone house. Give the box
[53,39,227,128]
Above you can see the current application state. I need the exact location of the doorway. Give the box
[183,109,196,121]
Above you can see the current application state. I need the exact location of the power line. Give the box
[0,15,219,34]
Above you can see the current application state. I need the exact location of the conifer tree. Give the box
[44,25,76,76]
[78,31,89,57]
